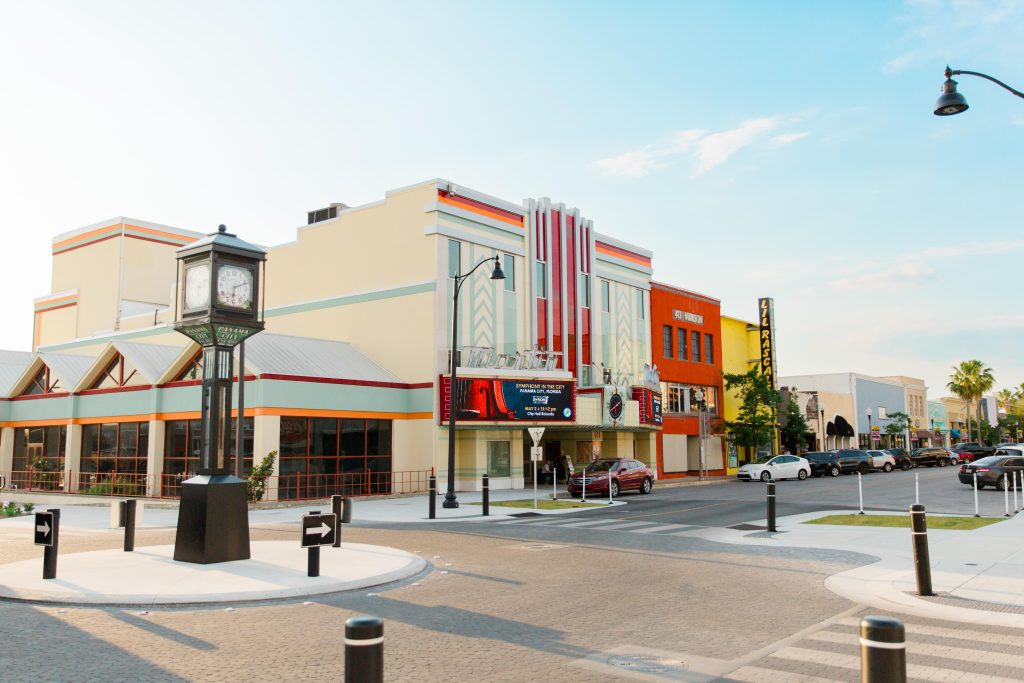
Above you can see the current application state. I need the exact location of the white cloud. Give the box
[594,116,801,178]
[769,132,809,147]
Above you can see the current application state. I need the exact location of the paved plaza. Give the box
[2,477,1024,681]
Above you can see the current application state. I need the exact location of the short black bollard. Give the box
[482,473,490,517]
[860,615,907,683]
[308,509,320,577]
[428,475,436,520]
[43,508,60,580]
[910,504,934,596]
[766,482,777,532]
[342,497,353,524]
[118,500,127,528]
[345,615,384,683]
[332,495,343,547]
[123,499,137,552]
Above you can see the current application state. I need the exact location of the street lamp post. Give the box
[934,66,1024,115]
[866,409,873,450]
[819,407,826,451]
[444,254,505,509]
[695,389,707,480]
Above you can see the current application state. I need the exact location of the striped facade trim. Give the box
[53,223,196,255]
[437,191,524,229]
[595,240,652,268]
[34,293,79,313]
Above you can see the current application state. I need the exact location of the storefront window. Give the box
[80,422,148,495]
[12,425,66,490]
[487,441,511,477]
[278,417,393,499]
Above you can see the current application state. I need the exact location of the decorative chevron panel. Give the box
[616,285,633,378]
[469,247,496,348]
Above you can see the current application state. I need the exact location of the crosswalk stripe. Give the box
[772,646,1022,683]
[724,665,841,683]
[555,519,624,528]
[807,631,1024,669]
[584,521,653,530]
[833,617,1024,648]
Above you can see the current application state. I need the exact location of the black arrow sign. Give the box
[34,511,54,547]
[301,513,336,548]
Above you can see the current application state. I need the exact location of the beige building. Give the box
[2,179,660,501]
[882,376,933,447]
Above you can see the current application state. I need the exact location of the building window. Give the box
[637,289,645,319]
[661,383,718,416]
[662,326,673,359]
[601,280,610,312]
[691,331,701,363]
[89,353,140,389]
[278,417,393,499]
[22,366,62,395]
[80,422,149,491]
[174,351,203,381]
[705,333,714,364]
[579,273,590,308]
[448,240,461,278]
[504,254,515,292]
[677,328,687,360]
[11,425,66,489]
[487,441,511,477]
[535,261,547,298]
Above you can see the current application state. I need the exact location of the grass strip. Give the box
[467,499,604,510]
[804,514,1005,530]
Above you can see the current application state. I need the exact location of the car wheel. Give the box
[797,469,808,480]
[997,476,1008,492]
[938,459,948,468]
[641,477,652,494]
[883,463,893,472]
[829,466,840,477]
[610,480,620,497]
[760,471,772,482]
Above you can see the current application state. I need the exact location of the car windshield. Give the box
[585,460,619,473]
[752,455,774,464]
[995,449,1023,457]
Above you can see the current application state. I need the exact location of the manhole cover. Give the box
[608,655,687,673]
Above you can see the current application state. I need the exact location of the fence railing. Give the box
[262,470,431,501]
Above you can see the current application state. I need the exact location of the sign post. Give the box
[301,511,337,577]
[528,429,544,509]
[34,509,59,580]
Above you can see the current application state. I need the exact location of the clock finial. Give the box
[218,224,227,233]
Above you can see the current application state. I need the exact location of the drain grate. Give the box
[608,655,687,673]
[729,523,765,531]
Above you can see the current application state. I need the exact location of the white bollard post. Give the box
[533,459,538,510]
[608,472,614,505]
[915,472,919,505]
[1005,475,1011,517]
[1016,472,1022,514]
[552,469,557,501]
[973,472,980,518]
[858,471,865,515]
[581,467,587,503]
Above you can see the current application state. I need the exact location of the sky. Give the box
[1,0,1022,400]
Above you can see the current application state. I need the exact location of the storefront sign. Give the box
[758,297,777,391]
[440,377,575,422]
[631,387,662,426]
[672,310,704,325]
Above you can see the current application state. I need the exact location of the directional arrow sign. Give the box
[34,511,54,547]
[300,512,337,548]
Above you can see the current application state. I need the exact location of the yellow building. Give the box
[719,315,763,472]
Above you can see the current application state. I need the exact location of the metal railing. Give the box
[5,468,67,493]
[269,470,431,501]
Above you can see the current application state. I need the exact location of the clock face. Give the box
[216,264,254,310]
[184,263,211,309]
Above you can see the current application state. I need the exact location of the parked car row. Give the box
[737,445,973,483]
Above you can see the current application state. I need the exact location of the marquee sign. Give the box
[758,297,777,391]
[440,377,575,422]
[672,310,704,325]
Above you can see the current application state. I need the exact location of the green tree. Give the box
[884,411,912,447]
[978,418,1001,446]
[779,394,811,454]
[247,450,277,503]
[947,360,995,442]
[724,367,779,453]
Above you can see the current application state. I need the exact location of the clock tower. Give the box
[173,225,266,564]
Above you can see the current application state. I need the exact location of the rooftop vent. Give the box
[307,203,348,225]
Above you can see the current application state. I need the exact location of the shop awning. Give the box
[951,429,961,438]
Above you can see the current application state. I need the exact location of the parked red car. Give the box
[567,458,654,497]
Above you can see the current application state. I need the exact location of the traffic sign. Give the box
[34,511,54,547]
[528,427,545,445]
[301,512,337,548]
[530,446,543,462]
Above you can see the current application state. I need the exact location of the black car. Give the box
[804,451,843,477]
[958,453,1024,490]
[909,447,951,468]
[884,448,914,471]
[804,450,873,477]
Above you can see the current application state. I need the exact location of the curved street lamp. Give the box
[934,66,1024,116]
[444,254,505,508]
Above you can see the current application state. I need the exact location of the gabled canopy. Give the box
[241,333,402,384]
[0,351,34,397]
[76,341,185,391]
[10,352,95,397]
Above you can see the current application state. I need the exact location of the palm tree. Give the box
[947,360,995,442]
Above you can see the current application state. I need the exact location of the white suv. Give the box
[867,449,896,472]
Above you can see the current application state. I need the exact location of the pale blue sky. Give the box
[1,0,1022,398]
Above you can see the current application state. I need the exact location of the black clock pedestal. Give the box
[173,475,251,564]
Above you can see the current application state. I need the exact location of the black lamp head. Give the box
[934,71,969,116]
[490,256,506,280]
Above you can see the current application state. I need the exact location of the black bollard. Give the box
[428,475,436,520]
[767,482,777,532]
[860,615,907,683]
[123,499,137,552]
[482,473,490,517]
[342,497,353,524]
[332,495,343,547]
[345,615,384,683]
[909,504,934,596]
[43,508,60,580]
[308,509,320,577]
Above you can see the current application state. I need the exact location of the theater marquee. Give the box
[440,377,576,423]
